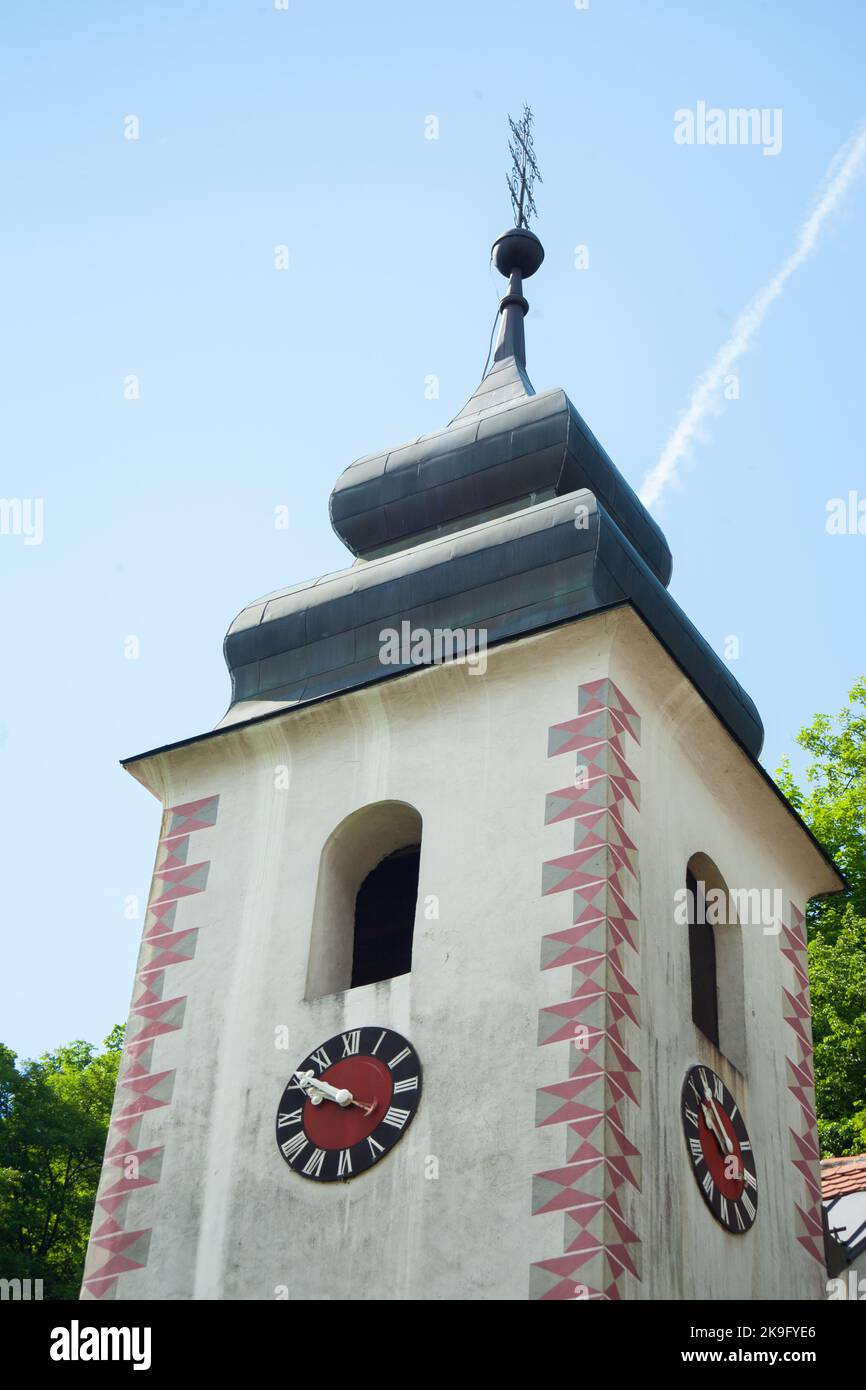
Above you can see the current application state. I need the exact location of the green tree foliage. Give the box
[777,677,866,1156]
[0,1026,122,1299]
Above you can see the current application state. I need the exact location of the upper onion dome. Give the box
[329,227,673,588]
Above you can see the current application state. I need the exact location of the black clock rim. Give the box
[275,1026,422,1183]
[680,1063,758,1234]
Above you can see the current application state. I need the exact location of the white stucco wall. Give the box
[608,617,833,1301]
[84,607,838,1300]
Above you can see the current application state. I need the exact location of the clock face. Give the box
[276,1027,421,1182]
[681,1064,757,1234]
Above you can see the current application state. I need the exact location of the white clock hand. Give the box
[703,1085,733,1155]
[294,1070,354,1108]
[700,1101,724,1152]
[294,1069,377,1115]
[697,1093,728,1154]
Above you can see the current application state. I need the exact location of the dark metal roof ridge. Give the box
[120,607,847,896]
[126,601,631,768]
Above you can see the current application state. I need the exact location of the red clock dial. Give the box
[276,1027,421,1182]
[681,1065,757,1233]
[302,1055,393,1150]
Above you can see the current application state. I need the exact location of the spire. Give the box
[490,227,544,370]
[492,105,544,370]
[451,106,544,421]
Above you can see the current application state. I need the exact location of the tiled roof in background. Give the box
[822,1154,866,1199]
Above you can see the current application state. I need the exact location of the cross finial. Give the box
[506,104,542,229]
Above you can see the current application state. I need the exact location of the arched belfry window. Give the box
[687,864,719,1047]
[686,853,746,1072]
[352,844,420,987]
[306,802,422,999]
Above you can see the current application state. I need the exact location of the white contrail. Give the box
[640,121,866,509]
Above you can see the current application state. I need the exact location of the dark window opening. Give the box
[351,844,420,988]
[687,867,720,1047]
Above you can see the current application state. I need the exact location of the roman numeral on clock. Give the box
[280,1131,307,1164]
[682,1066,757,1234]
[382,1106,411,1130]
[302,1149,326,1178]
[277,1028,421,1183]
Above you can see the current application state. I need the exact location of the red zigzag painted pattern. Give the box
[779,902,824,1266]
[80,794,219,1301]
[530,679,642,1301]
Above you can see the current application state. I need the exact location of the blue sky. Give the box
[2,0,864,1059]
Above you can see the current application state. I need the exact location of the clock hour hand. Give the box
[295,1070,354,1108]
[294,1070,376,1115]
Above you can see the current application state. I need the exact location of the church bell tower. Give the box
[82,116,843,1302]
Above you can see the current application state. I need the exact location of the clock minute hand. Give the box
[700,1101,725,1153]
[702,1085,734,1155]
